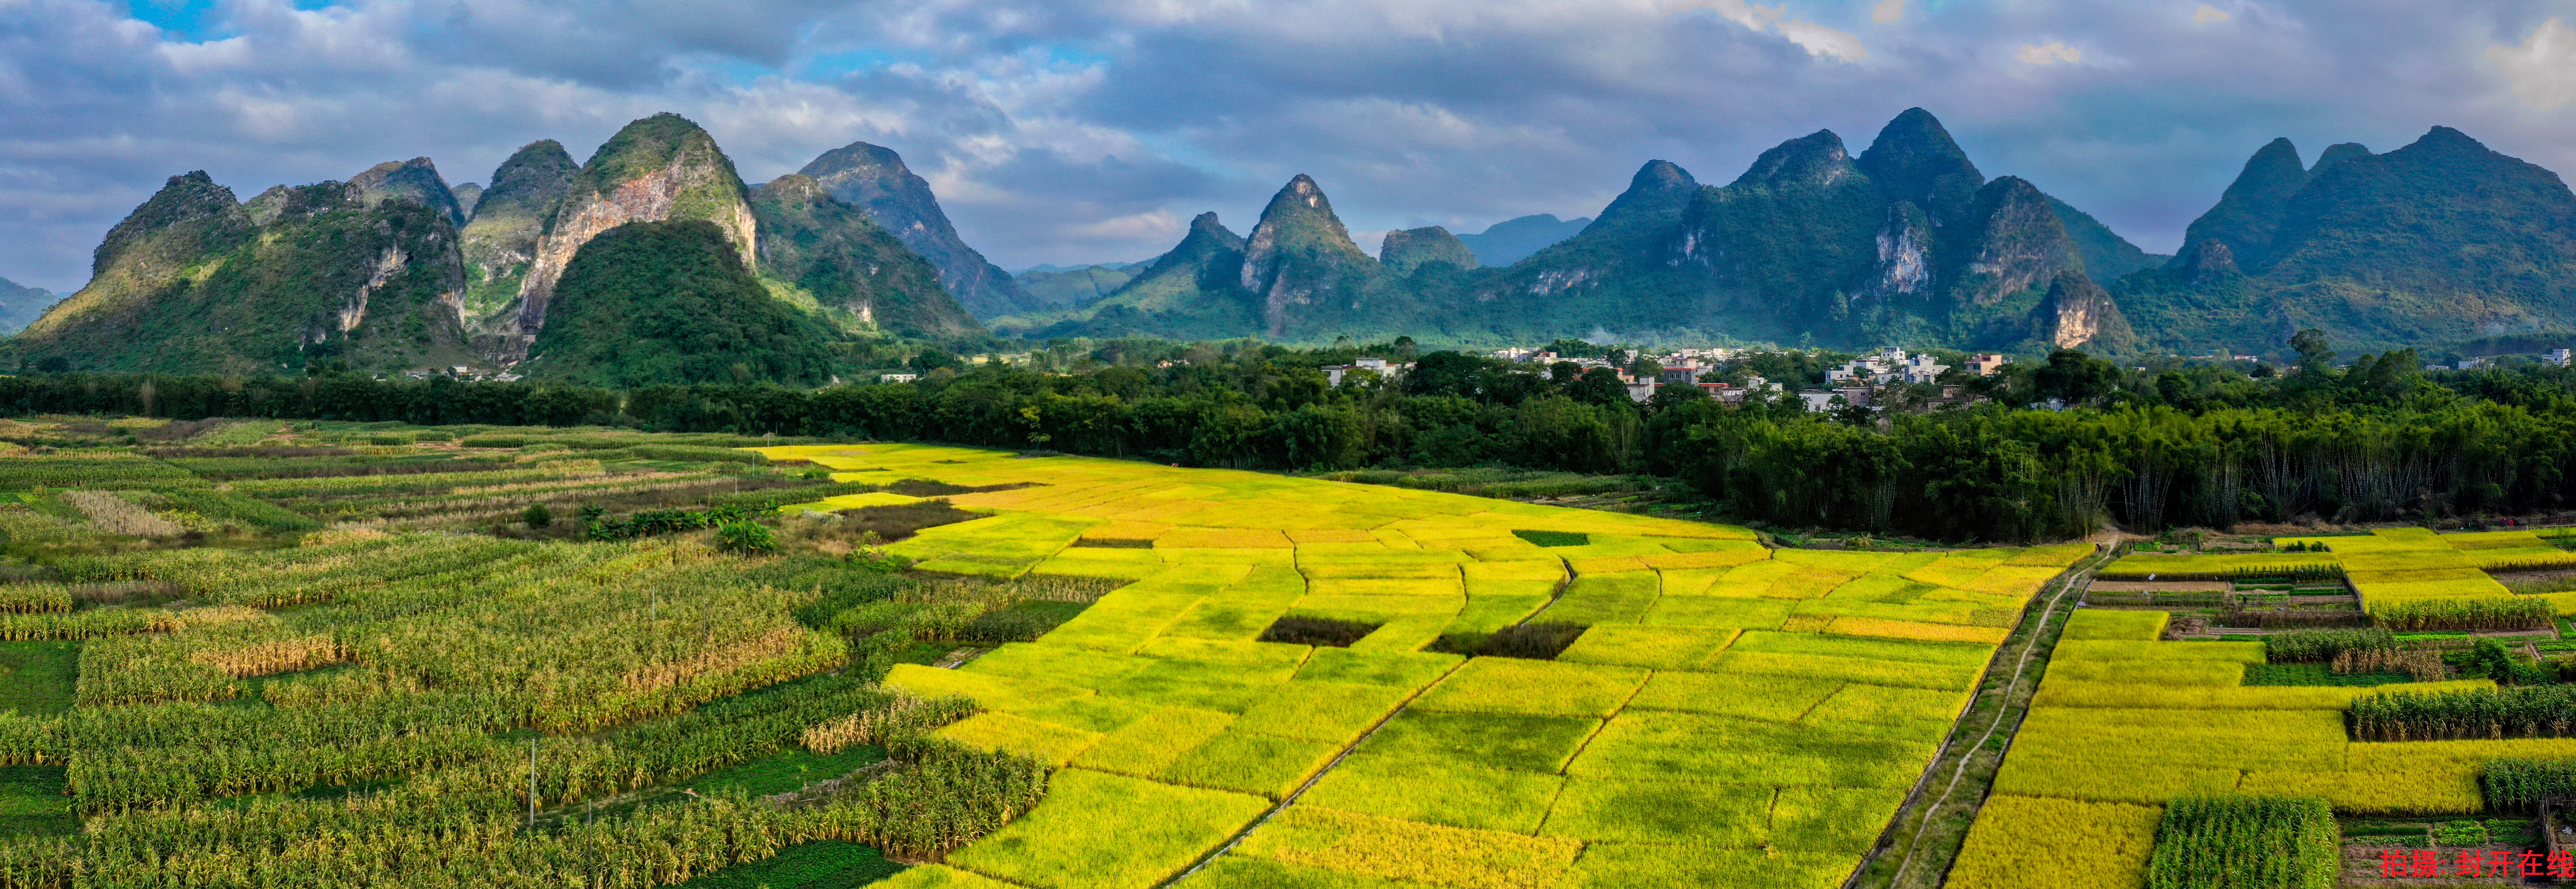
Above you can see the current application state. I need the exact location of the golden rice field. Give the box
[1943,607,2575,889]
[757,443,2095,889]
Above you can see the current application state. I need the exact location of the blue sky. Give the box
[4,0,2576,293]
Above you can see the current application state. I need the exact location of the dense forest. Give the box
[5,332,2571,543]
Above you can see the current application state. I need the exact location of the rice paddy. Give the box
[747,442,2092,887]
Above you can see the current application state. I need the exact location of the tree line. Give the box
[4,333,2571,543]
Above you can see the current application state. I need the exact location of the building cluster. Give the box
[1469,345,2002,411]
[2425,349,2572,371]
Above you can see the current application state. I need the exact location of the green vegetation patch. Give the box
[0,765,76,839]
[1623,671,1844,722]
[679,745,888,798]
[1069,706,1236,777]
[1176,857,1435,888]
[1568,712,1937,788]
[669,839,905,889]
[1511,530,1588,547]
[1352,711,1601,773]
[2144,795,2338,889]
[948,768,1271,889]
[2060,609,2169,641]
[0,641,78,714]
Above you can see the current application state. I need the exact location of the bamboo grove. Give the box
[5,341,2576,542]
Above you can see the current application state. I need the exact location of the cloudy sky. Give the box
[4,0,2576,293]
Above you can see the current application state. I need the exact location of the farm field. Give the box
[0,414,2099,888]
[756,442,2094,888]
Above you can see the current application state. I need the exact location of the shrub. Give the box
[715,521,779,554]
[520,503,553,529]
[1259,615,1382,647]
[2143,795,2337,889]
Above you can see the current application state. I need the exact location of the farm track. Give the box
[1846,543,2114,889]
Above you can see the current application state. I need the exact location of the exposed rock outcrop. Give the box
[504,114,757,361]
[2028,270,2134,350]
[458,140,577,337]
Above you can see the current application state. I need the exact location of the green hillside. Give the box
[525,219,838,388]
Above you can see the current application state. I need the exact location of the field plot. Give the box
[755,443,2095,888]
[2102,527,2576,623]
[1946,607,2565,889]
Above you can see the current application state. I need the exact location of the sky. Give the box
[5,0,2576,294]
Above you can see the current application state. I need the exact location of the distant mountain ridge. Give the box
[798,142,1037,318]
[1005,109,2574,356]
[1452,215,1590,266]
[0,278,57,335]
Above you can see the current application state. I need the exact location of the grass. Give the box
[0,765,75,839]
[1553,625,1740,670]
[1353,711,1602,773]
[947,768,1272,889]
[1623,671,1845,721]
[936,712,1104,766]
[0,640,77,714]
[2240,664,2416,686]
[867,866,1018,888]
[669,840,905,889]
[1290,648,1461,688]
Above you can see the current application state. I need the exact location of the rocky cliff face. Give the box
[2027,270,2134,351]
[2172,138,2308,272]
[1378,226,1477,276]
[502,114,758,362]
[750,174,981,339]
[348,157,467,228]
[456,141,575,336]
[797,141,1034,318]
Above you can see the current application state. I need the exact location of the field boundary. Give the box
[1844,542,2113,889]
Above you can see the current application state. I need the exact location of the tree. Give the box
[2033,350,2121,406]
[1569,367,1631,407]
[2289,328,2336,376]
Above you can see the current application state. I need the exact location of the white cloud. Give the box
[2192,6,2230,24]
[1870,0,1905,25]
[1662,0,1867,61]
[2487,17,2576,111]
[2015,41,2083,65]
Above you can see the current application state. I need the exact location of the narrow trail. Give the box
[1846,542,2113,889]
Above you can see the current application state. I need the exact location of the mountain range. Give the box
[998,109,2576,356]
[19,107,2576,382]
[0,278,57,336]
[15,114,982,382]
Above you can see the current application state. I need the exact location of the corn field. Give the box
[2142,795,2338,889]
[2349,686,2576,741]
[2369,596,2553,631]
